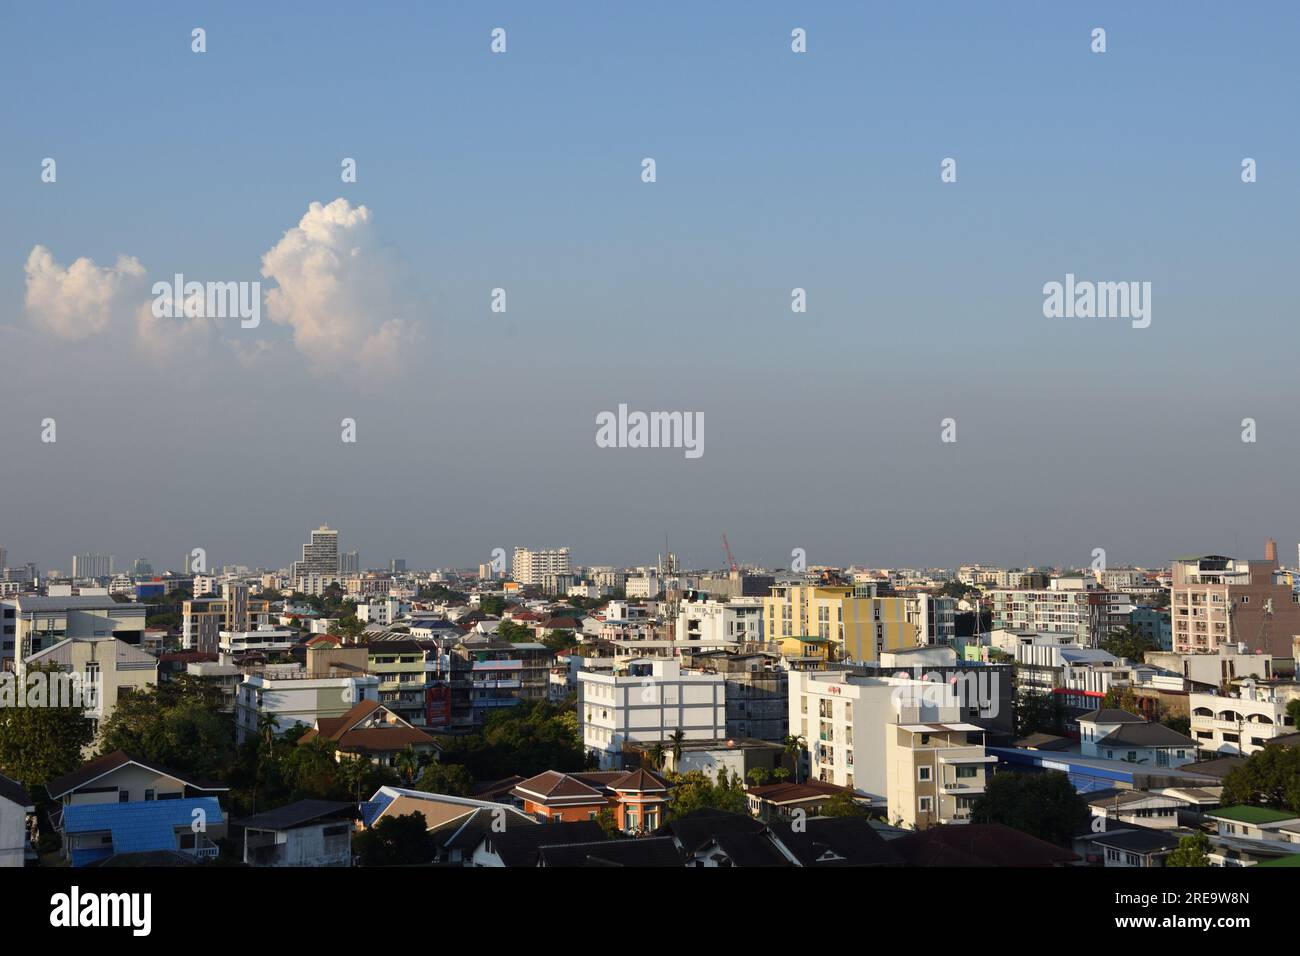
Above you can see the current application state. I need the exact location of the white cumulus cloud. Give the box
[260,198,420,378]
[23,245,145,340]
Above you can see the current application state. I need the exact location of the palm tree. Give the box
[668,729,686,768]
[395,747,419,786]
[782,734,807,784]
[648,743,666,770]
[257,712,278,752]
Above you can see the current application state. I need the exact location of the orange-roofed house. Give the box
[512,769,670,834]
[298,699,441,768]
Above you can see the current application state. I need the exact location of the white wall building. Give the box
[1190,680,1300,755]
[674,596,764,647]
[235,667,379,744]
[578,659,725,770]
[511,547,571,587]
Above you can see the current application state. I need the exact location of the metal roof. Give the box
[63,797,223,855]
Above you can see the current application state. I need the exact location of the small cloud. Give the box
[23,245,145,340]
[260,198,418,378]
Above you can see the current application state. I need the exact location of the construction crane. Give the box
[721,533,738,573]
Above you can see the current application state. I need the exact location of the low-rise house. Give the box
[766,816,903,867]
[297,699,441,767]
[361,785,537,864]
[888,822,1079,866]
[469,819,608,867]
[0,773,35,867]
[1206,805,1300,842]
[238,799,356,867]
[655,808,791,867]
[46,751,229,822]
[746,780,858,823]
[1078,708,1197,767]
[1189,681,1300,755]
[62,797,225,866]
[511,768,670,834]
[536,837,684,867]
[1087,788,1187,830]
[1086,826,1185,867]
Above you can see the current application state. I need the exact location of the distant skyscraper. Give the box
[0,545,6,570]
[131,558,153,576]
[390,559,407,574]
[297,524,340,577]
[512,547,571,586]
[71,552,114,579]
[341,550,360,574]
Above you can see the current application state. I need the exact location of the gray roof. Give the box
[13,595,143,612]
[1097,723,1197,748]
[0,772,33,809]
[237,799,354,831]
[1078,708,1147,724]
[1090,827,1184,854]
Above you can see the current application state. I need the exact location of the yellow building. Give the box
[764,584,916,664]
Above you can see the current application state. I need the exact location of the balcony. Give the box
[940,780,986,795]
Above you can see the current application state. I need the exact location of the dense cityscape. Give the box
[1,527,1297,877]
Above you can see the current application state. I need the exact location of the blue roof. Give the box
[360,793,396,827]
[64,797,223,856]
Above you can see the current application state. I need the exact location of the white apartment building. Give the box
[787,670,991,828]
[577,659,726,770]
[357,598,410,626]
[1189,680,1300,755]
[295,524,340,579]
[674,596,764,647]
[235,667,380,744]
[511,547,571,587]
[625,571,661,599]
[219,627,298,654]
[990,578,1132,647]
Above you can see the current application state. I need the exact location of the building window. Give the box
[917,766,931,782]
[918,797,933,813]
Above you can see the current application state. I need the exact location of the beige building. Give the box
[182,583,270,653]
[21,636,158,747]
[787,669,992,828]
[1170,552,1300,657]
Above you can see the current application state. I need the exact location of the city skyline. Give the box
[3,4,1298,585]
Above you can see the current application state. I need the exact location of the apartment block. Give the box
[578,659,726,770]
[763,583,916,665]
[182,583,270,653]
[1189,680,1300,755]
[787,669,991,827]
[511,547,571,587]
[989,577,1132,647]
[1170,552,1300,657]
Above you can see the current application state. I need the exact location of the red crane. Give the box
[721,533,738,573]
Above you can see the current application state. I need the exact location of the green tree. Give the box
[820,790,871,818]
[415,761,475,797]
[1220,743,1300,813]
[970,771,1089,846]
[354,812,434,866]
[646,743,666,771]
[97,676,234,780]
[668,729,686,768]
[395,746,420,786]
[665,769,748,821]
[1165,830,1212,867]
[1101,626,1157,664]
[746,767,771,788]
[594,806,620,838]
[0,690,94,790]
[782,734,806,784]
[1016,688,1066,737]
[435,700,584,780]
[1101,684,1140,715]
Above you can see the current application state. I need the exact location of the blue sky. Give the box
[1,2,1297,573]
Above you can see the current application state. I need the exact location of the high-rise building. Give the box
[0,546,7,571]
[340,550,360,574]
[71,553,114,579]
[763,582,916,664]
[390,559,407,574]
[1170,548,1300,657]
[511,547,570,587]
[295,525,340,579]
